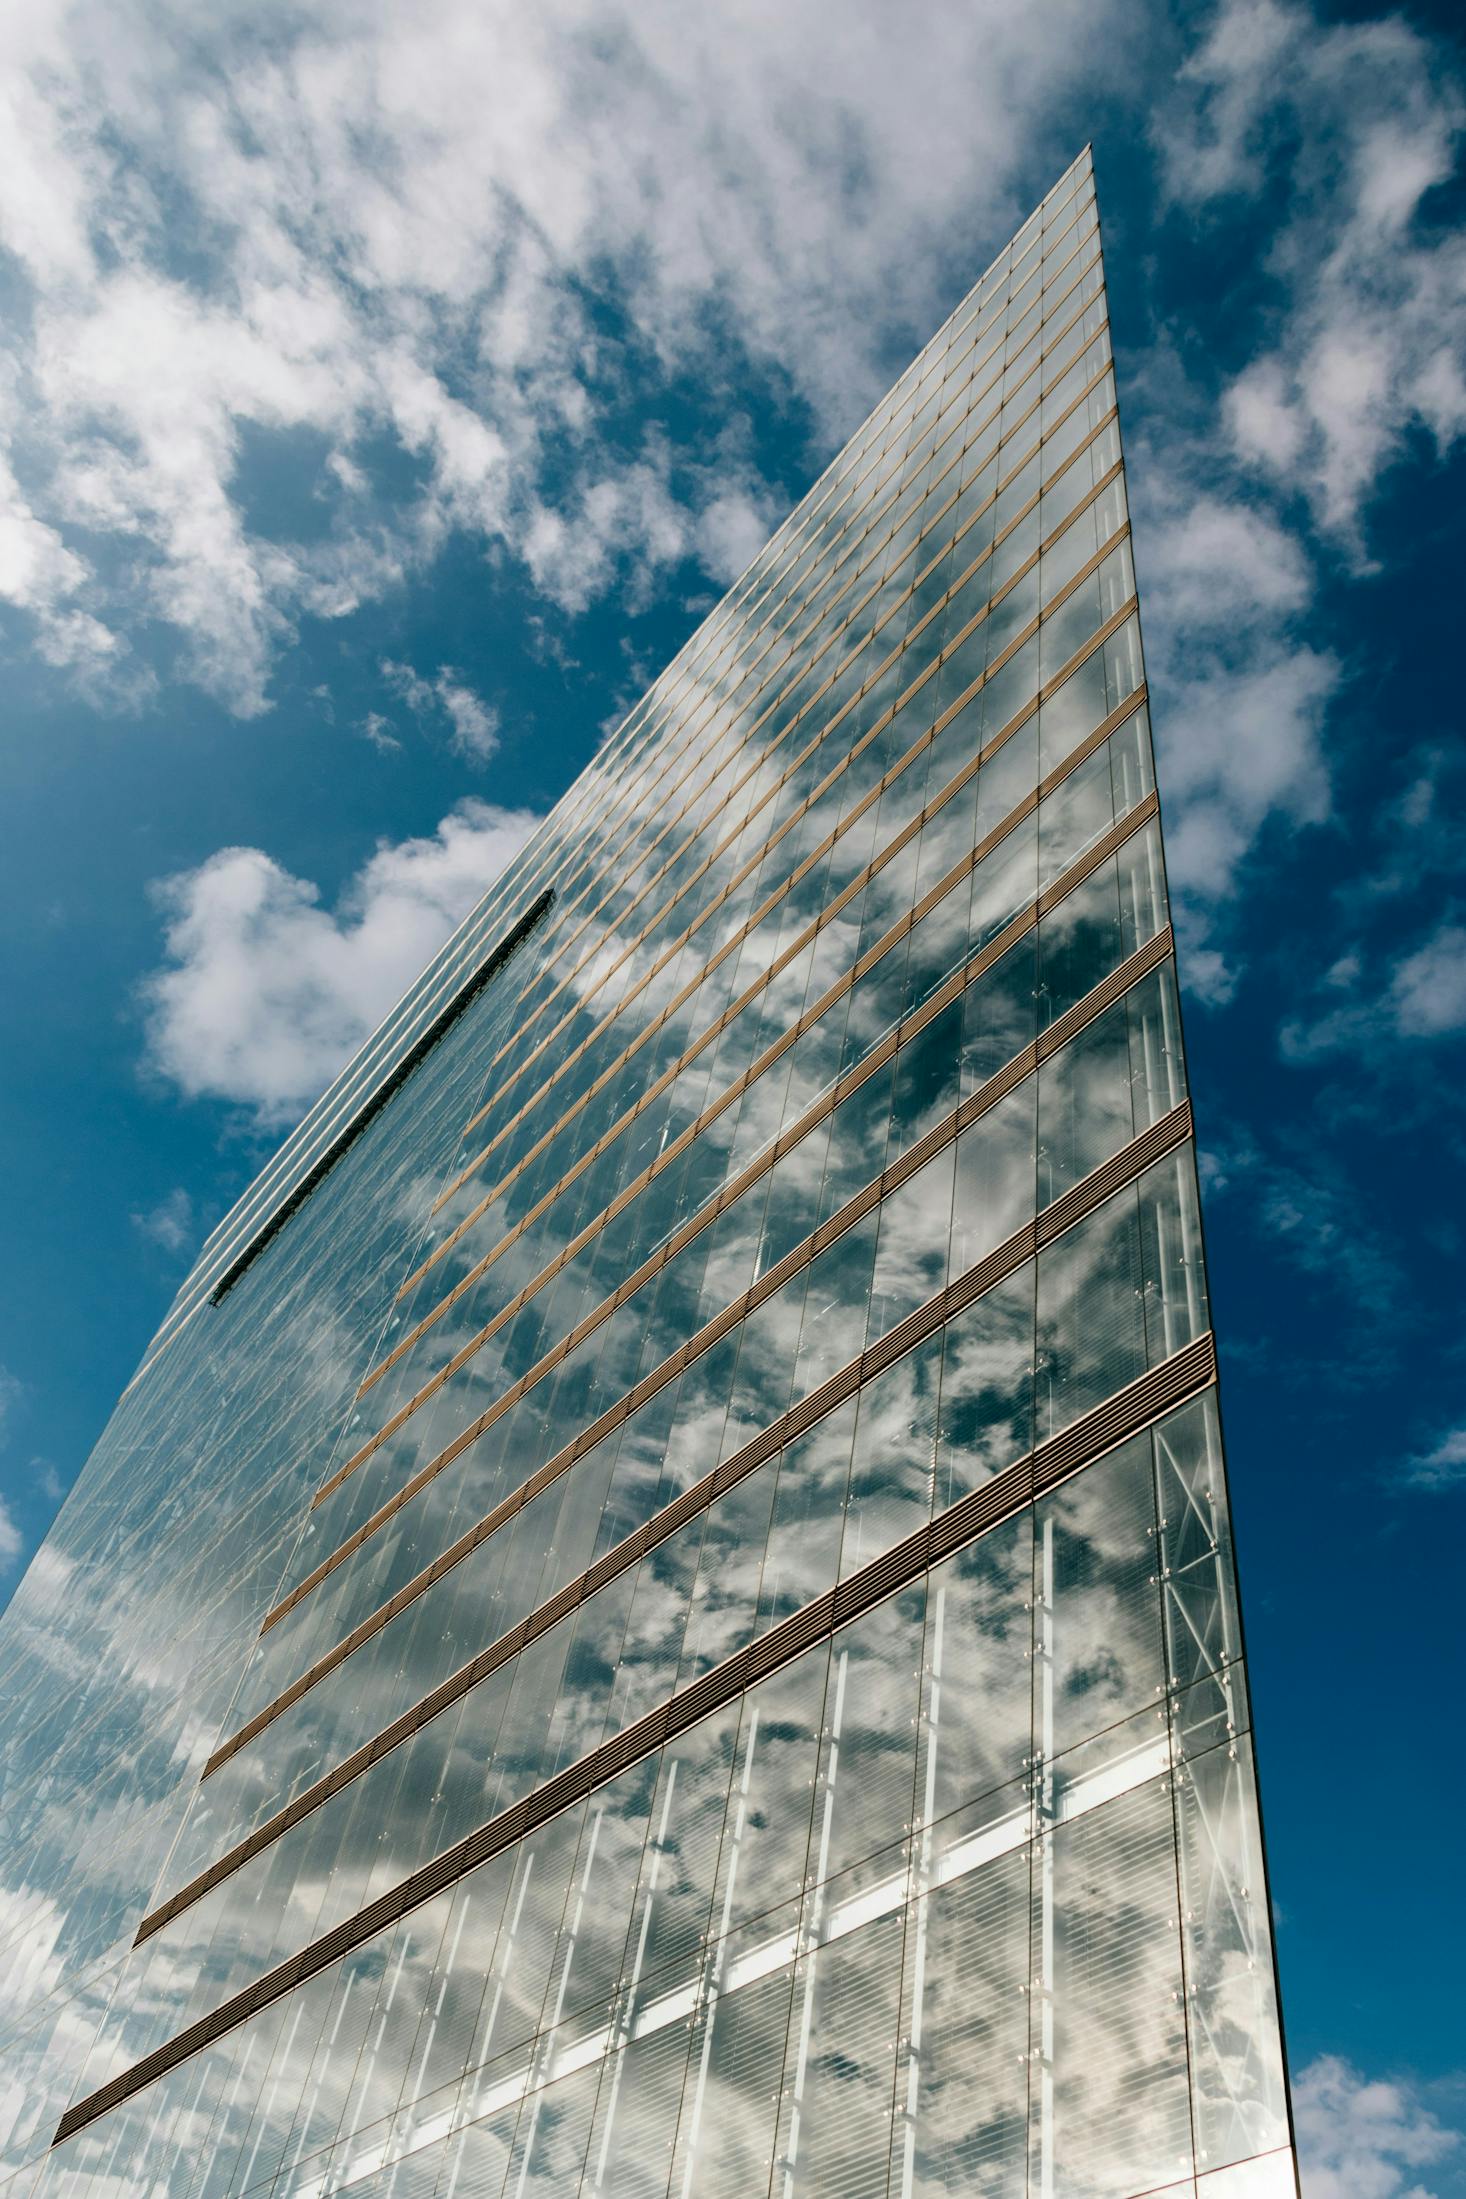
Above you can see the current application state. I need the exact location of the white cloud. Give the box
[1294,2053,1458,2198]
[435,676,500,764]
[142,799,540,1122]
[33,1459,67,1507]
[1164,0,1466,548]
[1183,947,1241,1008]
[1150,644,1336,907]
[1141,494,1312,637]
[0,1497,21,1574]
[1391,925,1466,1039]
[693,487,780,586]
[1280,920,1466,1061]
[130,1187,194,1254]
[381,660,500,761]
[0,453,86,614]
[0,1366,21,1448]
[1399,1427,1466,1493]
[0,0,1124,715]
[359,710,402,755]
[1129,456,1337,924]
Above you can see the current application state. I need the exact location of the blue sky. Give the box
[1,0,1463,2188]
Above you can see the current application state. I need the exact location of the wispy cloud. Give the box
[0,1499,21,1575]
[1280,920,1466,1063]
[381,661,501,763]
[129,1187,195,1255]
[32,1460,67,1508]
[1199,1131,1404,1368]
[1397,1427,1466,1494]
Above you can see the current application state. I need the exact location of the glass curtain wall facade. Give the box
[0,149,1297,2199]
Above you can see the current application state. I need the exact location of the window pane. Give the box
[952,1078,1036,1275]
[919,1511,1033,1835]
[1035,1184,1146,1441]
[1033,1779,1192,2199]
[868,1146,957,1340]
[816,1584,925,1887]
[935,1264,1034,1502]
[1035,1434,1165,1762]
[893,1848,1030,2198]
[773,1911,905,2199]
[841,1335,943,1580]
[756,1401,859,1635]
[1175,1733,1291,2175]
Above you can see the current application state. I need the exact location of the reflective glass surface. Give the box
[0,148,1296,2199]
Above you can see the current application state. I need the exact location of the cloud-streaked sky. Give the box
[1,0,1464,2187]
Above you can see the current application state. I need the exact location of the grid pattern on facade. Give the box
[0,147,1297,2199]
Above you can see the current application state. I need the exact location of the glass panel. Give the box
[1035,1182,1146,1441]
[1138,1147,1210,1366]
[772,1910,905,2199]
[815,1585,925,1889]
[892,1848,1030,2198]
[710,1649,828,1941]
[756,1401,859,1635]
[627,1713,738,1990]
[1175,1735,1291,2176]
[1155,1388,1242,1692]
[501,2059,598,2196]
[933,1264,1034,1503]
[790,1210,881,1399]
[951,1079,1037,1276]
[667,1964,794,2198]
[1034,1435,1166,1764]
[1197,2152,1300,2199]
[1031,1779,1192,2199]
[677,1463,780,1686]
[1037,978,1135,1205]
[840,1336,943,1580]
[867,1147,957,1341]
[919,1512,1033,1842]
[960,933,1038,1095]
[580,2017,691,2198]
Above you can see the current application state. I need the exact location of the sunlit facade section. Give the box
[0,148,1297,2199]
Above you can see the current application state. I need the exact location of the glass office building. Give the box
[0,149,1297,2199]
